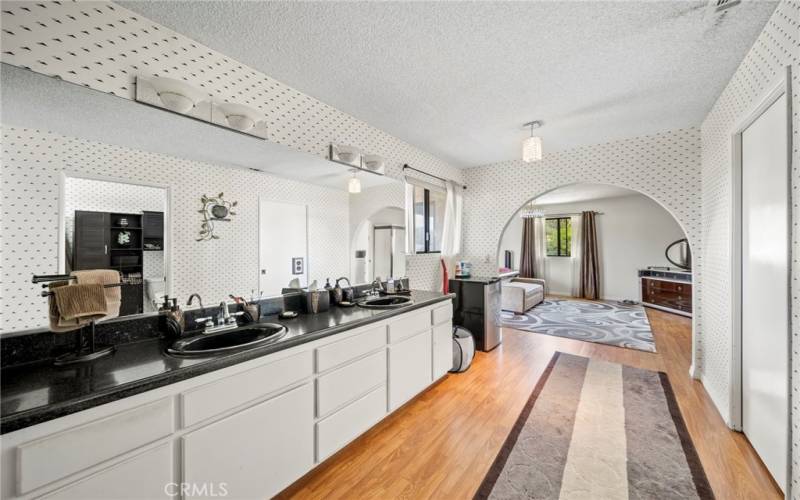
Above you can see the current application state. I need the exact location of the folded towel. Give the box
[53,283,107,322]
[48,281,83,333]
[71,269,121,319]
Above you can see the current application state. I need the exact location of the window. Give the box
[412,185,445,253]
[546,217,571,257]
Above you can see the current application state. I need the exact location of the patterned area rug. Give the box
[500,298,656,352]
[476,352,714,500]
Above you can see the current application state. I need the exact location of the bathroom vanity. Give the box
[0,294,453,499]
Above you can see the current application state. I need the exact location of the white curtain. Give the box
[441,181,463,257]
[440,180,463,291]
[533,217,547,284]
[570,214,583,297]
[404,180,415,254]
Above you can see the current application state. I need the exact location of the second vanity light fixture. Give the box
[135,76,268,139]
[329,144,386,192]
[522,120,544,163]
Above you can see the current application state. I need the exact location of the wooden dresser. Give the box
[639,269,692,317]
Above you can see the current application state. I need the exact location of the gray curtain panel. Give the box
[579,211,600,299]
[519,217,536,278]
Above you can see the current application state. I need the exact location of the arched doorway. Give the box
[495,182,694,355]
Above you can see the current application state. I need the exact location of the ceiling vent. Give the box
[705,0,741,26]
[708,0,741,13]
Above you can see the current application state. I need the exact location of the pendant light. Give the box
[520,202,544,218]
[522,120,543,162]
[348,169,362,193]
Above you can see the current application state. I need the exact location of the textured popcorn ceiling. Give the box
[120,0,778,168]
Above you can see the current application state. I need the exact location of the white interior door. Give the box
[259,199,308,296]
[741,92,789,492]
[373,226,392,279]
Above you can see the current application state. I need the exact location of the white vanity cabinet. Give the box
[0,299,453,500]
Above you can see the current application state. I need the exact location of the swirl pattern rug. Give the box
[500,299,656,352]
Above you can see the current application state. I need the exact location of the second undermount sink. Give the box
[167,323,287,357]
[357,296,413,309]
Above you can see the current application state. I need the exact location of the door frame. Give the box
[729,65,792,492]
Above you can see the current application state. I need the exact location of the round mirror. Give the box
[665,238,691,270]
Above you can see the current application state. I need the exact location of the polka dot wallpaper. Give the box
[699,0,799,489]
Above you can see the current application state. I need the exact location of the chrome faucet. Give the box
[193,299,242,334]
[218,301,235,325]
[369,277,385,296]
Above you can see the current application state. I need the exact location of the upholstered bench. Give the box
[501,278,546,314]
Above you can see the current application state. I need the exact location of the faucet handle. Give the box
[195,316,214,328]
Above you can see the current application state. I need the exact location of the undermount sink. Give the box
[167,323,287,357]
[357,296,413,309]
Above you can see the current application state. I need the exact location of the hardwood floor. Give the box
[278,307,782,499]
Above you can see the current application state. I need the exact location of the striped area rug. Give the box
[476,352,714,500]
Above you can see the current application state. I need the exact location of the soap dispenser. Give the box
[169,298,185,332]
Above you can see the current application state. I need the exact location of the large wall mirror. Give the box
[2,64,405,333]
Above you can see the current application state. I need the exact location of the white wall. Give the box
[698,0,799,482]
[498,194,686,300]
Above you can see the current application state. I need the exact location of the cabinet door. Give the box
[142,211,164,239]
[42,444,173,500]
[183,383,314,500]
[74,211,109,270]
[388,330,432,411]
[432,322,452,380]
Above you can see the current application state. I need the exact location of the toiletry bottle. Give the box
[170,298,185,332]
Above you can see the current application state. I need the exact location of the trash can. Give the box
[450,326,475,373]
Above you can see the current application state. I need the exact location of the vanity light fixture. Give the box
[146,76,209,114]
[522,120,544,163]
[348,170,362,194]
[214,102,265,132]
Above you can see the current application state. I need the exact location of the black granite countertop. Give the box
[1,290,453,434]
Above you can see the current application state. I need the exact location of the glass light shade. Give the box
[348,175,362,193]
[522,136,543,162]
[520,205,544,218]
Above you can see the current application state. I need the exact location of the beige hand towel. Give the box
[53,283,107,322]
[48,281,83,333]
[71,269,121,319]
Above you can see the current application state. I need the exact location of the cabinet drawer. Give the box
[316,385,387,461]
[388,309,431,344]
[315,325,386,373]
[432,303,453,325]
[41,444,173,499]
[17,398,173,494]
[316,350,387,417]
[182,351,312,427]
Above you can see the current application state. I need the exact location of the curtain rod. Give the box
[542,211,603,218]
[522,211,604,218]
[402,164,467,190]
